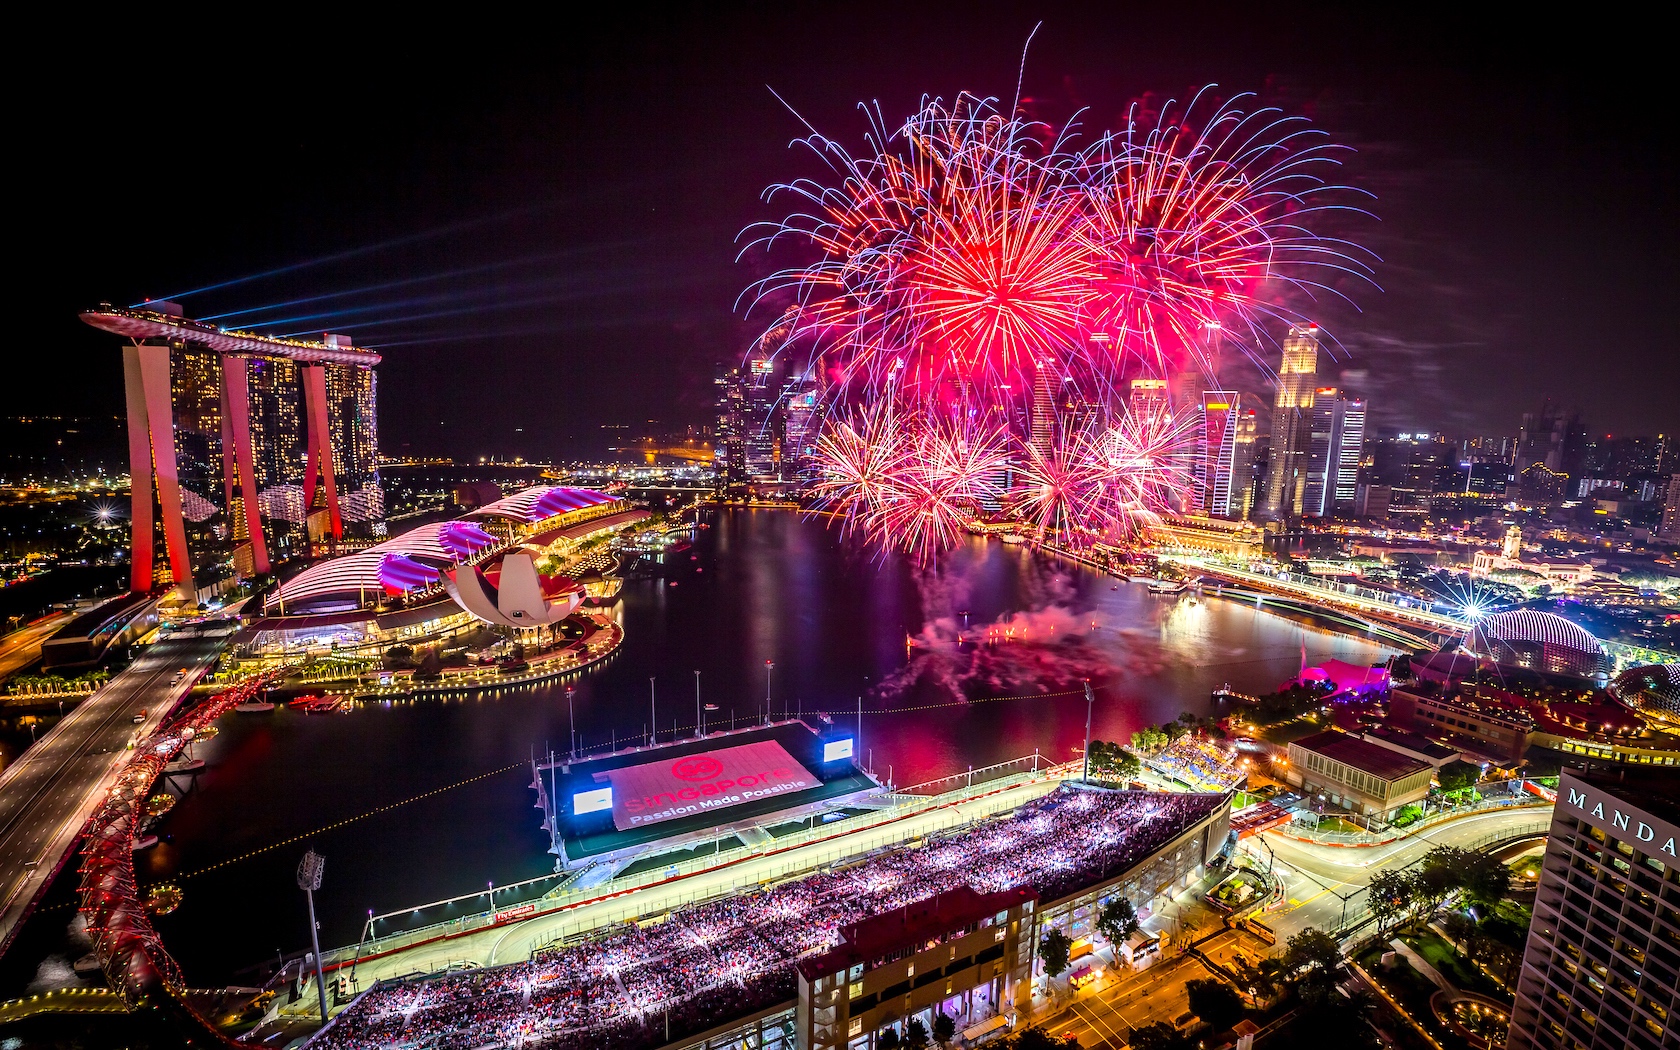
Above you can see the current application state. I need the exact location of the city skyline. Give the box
[18,8,1679,460]
[4,11,1680,1050]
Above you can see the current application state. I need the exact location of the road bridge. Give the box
[0,632,230,952]
[1170,559,1469,650]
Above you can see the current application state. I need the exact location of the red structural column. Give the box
[220,355,270,575]
[302,365,342,540]
[124,344,193,596]
[122,347,155,593]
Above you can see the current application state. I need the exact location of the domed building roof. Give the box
[1477,610,1600,654]
[1470,609,1605,680]
[1612,664,1680,720]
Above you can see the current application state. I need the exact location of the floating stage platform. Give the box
[532,719,879,873]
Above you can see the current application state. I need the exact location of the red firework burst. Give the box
[750,84,1370,560]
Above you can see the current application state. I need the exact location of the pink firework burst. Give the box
[1074,88,1374,382]
[748,83,1371,560]
[812,397,1011,562]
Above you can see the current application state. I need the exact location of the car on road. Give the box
[131,709,148,724]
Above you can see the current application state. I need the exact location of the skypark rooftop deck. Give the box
[81,303,382,366]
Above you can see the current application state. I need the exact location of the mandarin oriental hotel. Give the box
[1509,768,1680,1049]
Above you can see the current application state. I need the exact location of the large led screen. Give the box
[591,740,818,831]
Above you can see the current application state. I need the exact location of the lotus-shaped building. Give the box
[444,551,584,628]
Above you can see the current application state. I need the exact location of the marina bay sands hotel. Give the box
[81,303,382,599]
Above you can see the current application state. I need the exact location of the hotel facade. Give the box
[1508,768,1680,1049]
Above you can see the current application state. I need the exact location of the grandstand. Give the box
[314,788,1229,1050]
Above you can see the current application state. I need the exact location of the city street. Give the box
[0,612,70,683]
[1038,926,1275,1048]
[1255,805,1552,940]
[0,633,227,952]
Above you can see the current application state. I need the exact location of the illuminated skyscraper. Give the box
[780,372,821,487]
[1229,408,1261,520]
[1260,325,1320,520]
[1660,474,1680,543]
[1507,768,1680,1050]
[1198,391,1241,516]
[1127,378,1170,420]
[1030,362,1059,454]
[744,358,780,478]
[715,365,749,485]
[325,354,382,530]
[1303,387,1367,518]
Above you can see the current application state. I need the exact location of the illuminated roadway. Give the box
[1256,805,1552,939]
[0,612,70,682]
[1032,806,1552,1048]
[0,633,228,953]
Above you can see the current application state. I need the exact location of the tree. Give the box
[1368,869,1413,935]
[1127,1022,1190,1050]
[1130,726,1168,754]
[1039,929,1073,978]
[931,1013,956,1046]
[1440,910,1476,956]
[1283,927,1344,1006]
[1110,746,1141,780]
[1185,978,1246,1031]
[1436,760,1480,793]
[1411,846,1475,928]
[903,1018,930,1049]
[1461,853,1512,912]
[1097,898,1139,946]
[1290,985,1380,1048]
[878,1029,902,1050]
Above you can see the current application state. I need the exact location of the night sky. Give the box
[22,6,1677,459]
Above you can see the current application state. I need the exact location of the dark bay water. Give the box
[108,509,1391,984]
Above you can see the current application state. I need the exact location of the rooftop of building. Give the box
[1361,725,1460,761]
[1570,767,1680,828]
[795,884,1035,980]
[1289,730,1433,782]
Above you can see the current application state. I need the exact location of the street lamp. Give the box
[1082,681,1095,785]
[648,677,656,747]
[297,851,329,1024]
[694,671,703,738]
[765,661,774,725]
[567,687,577,760]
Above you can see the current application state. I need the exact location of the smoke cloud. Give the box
[873,563,1163,702]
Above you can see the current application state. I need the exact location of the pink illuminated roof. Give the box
[269,520,498,609]
[462,486,617,524]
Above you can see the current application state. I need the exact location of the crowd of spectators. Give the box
[1148,738,1242,792]
[317,787,1222,1050]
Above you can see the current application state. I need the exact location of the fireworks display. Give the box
[741,87,1370,558]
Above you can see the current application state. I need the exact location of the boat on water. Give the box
[1147,579,1189,594]
[1000,533,1026,545]
[1128,574,1156,584]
